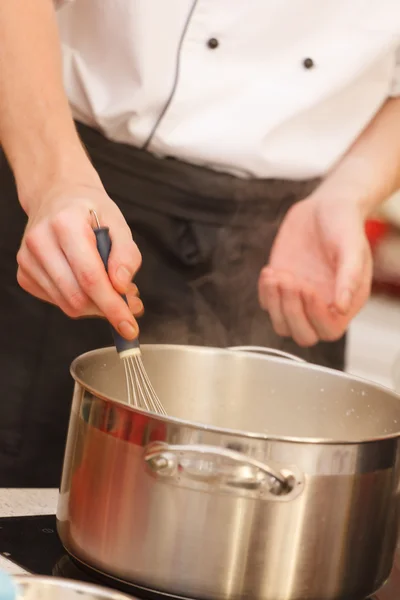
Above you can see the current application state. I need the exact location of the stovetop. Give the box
[0,514,204,599]
[0,514,398,600]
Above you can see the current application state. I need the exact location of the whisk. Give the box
[91,210,167,415]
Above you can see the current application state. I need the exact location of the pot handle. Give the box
[144,443,304,499]
[228,346,306,363]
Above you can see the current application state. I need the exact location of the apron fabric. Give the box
[0,122,346,487]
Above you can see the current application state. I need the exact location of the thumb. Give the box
[107,215,142,294]
[334,236,366,314]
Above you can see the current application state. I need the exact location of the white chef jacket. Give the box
[55,1,400,179]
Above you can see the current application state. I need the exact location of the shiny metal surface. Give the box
[393,351,400,394]
[14,575,133,600]
[123,352,167,415]
[228,345,307,363]
[57,344,400,600]
[143,442,305,500]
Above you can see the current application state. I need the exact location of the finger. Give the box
[23,226,143,322]
[54,219,138,339]
[16,263,100,319]
[24,228,94,317]
[258,268,290,337]
[302,284,346,342]
[279,273,318,347]
[17,248,75,313]
[95,287,143,319]
[335,236,367,314]
[17,266,53,305]
[129,296,144,318]
[129,282,140,298]
[126,284,144,317]
[107,216,142,294]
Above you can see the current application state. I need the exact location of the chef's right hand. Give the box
[16,183,143,340]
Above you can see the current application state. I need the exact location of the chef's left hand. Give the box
[258,195,373,347]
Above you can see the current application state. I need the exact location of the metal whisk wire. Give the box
[91,209,167,415]
[123,352,167,414]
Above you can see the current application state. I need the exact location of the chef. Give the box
[0,1,399,486]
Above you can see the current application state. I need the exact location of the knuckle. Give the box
[281,282,297,298]
[66,289,88,313]
[51,211,72,235]
[117,243,142,273]
[134,247,142,270]
[62,305,80,319]
[16,248,28,270]
[24,230,42,255]
[124,240,142,269]
[16,268,29,291]
[78,267,101,291]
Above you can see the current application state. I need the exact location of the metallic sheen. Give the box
[57,344,400,600]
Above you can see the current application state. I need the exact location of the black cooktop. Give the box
[0,515,164,599]
[0,514,398,600]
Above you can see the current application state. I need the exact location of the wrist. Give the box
[14,139,102,214]
[310,159,389,220]
[310,183,370,221]
[312,136,400,219]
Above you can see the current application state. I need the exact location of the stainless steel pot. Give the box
[57,344,400,600]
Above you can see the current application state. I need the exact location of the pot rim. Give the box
[70,344,400,446]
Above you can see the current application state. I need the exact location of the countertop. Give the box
[0,489,58,575]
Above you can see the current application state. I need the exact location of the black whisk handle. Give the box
[94,225,112,273]
[93,225,140,354]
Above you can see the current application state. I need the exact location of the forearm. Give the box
[0,0,99,212]
[311,97,400,218]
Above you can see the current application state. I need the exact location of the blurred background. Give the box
[347,191,400,391]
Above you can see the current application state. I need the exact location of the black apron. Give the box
[0,122,346,487]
